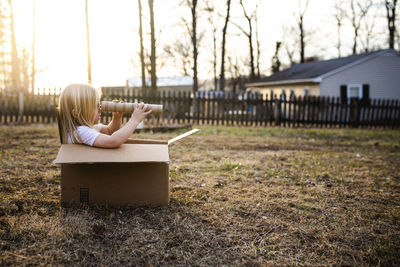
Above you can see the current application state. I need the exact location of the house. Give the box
[247,49,400,101]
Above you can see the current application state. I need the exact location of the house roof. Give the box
[249,49,399,86]
[127,76,193,87]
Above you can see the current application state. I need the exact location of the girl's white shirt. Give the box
[67,124,104,146]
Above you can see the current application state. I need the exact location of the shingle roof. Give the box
[258,49,397,83]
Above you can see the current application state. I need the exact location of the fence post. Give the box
[350,98,360,128]
[275,94,281,126]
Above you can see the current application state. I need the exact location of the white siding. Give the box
[320,53,400,100]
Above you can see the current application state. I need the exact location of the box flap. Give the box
[53,144,169,164]
[168,128,199,145]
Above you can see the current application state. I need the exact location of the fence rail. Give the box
[0,90,399,128]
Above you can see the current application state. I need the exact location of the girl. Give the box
[58,83,152,148]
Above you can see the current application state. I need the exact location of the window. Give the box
[347,84,363,99]
[304,88,309,96]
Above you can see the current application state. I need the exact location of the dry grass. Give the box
[0,124,399,265]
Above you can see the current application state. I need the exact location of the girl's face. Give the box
[93,101,101,124]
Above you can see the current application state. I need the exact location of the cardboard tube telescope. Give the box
[101,101,163,115]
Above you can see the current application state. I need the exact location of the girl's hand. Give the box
[112,99,124,120]
[131,102,152,124]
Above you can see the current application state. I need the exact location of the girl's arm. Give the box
[94,103,152,148]
[101,113,122,135]
[100,100,123,135]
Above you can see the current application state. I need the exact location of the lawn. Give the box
[0,125,399,265]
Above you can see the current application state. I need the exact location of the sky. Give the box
[11,0,390,90]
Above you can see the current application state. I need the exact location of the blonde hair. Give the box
[58,83,101,144]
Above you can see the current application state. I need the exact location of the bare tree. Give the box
[31,0,35,92]
[227,55,245,93]
[9,0,20,91]
[204,2,218,90]
[21,48,30,91]
[271,41,282,74]
[148,0,157,93]
[219,0,231,91]
[139,24,167,86]
[0,1,10,89]
[85,0,92,84]
[281,25,297,66]
[359,8,377,52]
[163,40,191,76]
[295,0,310,63]
[334,0,346,57]
[230,0,256,80]
[183,0,199,92]
[285,43,296,66]
[396,25,400,48]
[138,0,146,92]
[349,0,372,54]
[254,3,261,78]
[0,1,33,92]
[385,0,398,49]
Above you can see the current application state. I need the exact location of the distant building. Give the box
[127,76,193,94]
[247,49,400,101]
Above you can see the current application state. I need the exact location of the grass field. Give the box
[0,124,399,265]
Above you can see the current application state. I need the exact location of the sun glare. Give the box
[9,0,372,91]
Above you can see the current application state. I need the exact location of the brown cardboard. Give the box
[60,162,169,206]
[53,143,169,164]
[53,129,198,206]
[168,129,199,145]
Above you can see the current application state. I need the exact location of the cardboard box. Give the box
[53,129,199,206]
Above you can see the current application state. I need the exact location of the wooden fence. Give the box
[0,89,399,128]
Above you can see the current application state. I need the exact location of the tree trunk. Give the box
[239,0,255,79]
[350,0,357,54]
[271,41,282,74]
[138,0,146,92]
[255,10,261,78]
[334,0,345,58]
[85,0,92,84]
[349,0,372,55]
[204,1,218,90]
[248,31,255,79]
[9,0,20,91]
[31,0,36,92]
[353,27,358,54]
[219,0,231,92]
[149,0,157,94]
[0,0,7,88]
[300,16,305,63]
[386,0,397,49]
[337,22,342,57]
[296,0,309,63]
[191,0,198,92]
[213,27,217,90]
